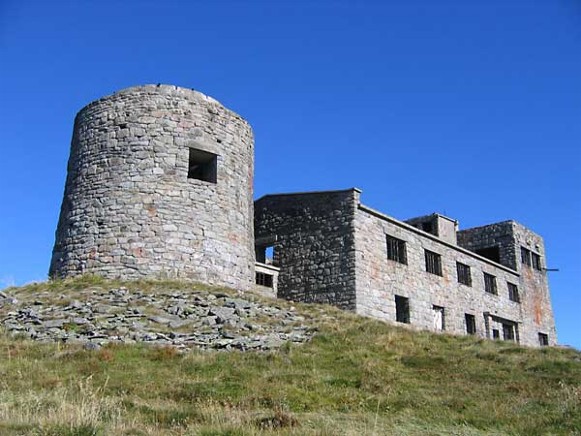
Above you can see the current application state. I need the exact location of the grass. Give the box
[0,277,580,435]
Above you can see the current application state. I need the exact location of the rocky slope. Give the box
[0,282,315,352]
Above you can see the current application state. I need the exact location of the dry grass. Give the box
[1,277,580,435]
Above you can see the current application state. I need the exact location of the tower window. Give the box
[531,252,542,271]
[188,148,217,183]
[521,247,532,267]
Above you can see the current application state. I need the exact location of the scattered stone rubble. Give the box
[0,286,315,352]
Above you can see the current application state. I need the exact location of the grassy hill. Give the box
[0,277,579,435]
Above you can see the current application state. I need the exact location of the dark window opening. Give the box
[475,246,500,263]
[492,329,500,339]
[457,262,472,286]
[421,221,435,234]
[188,148,217,183]
[425,250,442,276]
[395,295,410,324]
[255,272,273,288]
[521,247,532,267]
[386,235,407,264]
[508,282,520,303]
[465,314,476,335]
[484,273,497,295]
[538,333,549,346]
[432,305,445,331]
[531,252,542,271]
[502,323,516,341]
[256,245,277,266]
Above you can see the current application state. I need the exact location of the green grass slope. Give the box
[0,277,579,435]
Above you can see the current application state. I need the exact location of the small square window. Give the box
[538,333,549,346]
[386,235,407,264]
[508,282,520,303]
[465,314,476,335]
[484,273,497,295]
[395,295,410,324]
[188,148,217,183]
[457,262,472,286]
[425,250,442,276]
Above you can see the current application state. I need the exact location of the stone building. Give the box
[254,188,557,347]
[50,85,255,290]
[50,84,557,346]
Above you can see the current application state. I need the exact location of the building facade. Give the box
[255,188,557,347]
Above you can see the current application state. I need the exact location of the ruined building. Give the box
[255,189,556,347]
[51,85,557,347]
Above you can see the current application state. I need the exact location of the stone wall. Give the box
[50,85,255,290]
[254,188,557,347]
[354,206,556,346]
[254,189,359,309]
[511,222,557,346]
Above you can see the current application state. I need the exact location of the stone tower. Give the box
[50,84,255,290]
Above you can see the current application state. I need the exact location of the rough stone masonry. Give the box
[50,84,557,347]
[50,85,255,290]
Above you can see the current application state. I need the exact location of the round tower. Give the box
[49,84,255,290]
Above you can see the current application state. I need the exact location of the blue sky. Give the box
[1,0,579,348]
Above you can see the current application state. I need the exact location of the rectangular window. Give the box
[531,252,542,271]
[492,329,500,339]
[425,250,442,276]
[395,295,410,324]
[456,262,472,286]
[432,305,445,331]
[508,282,520,303]
[484,273,497,295]
[502,323,516,341]
[538,333,549,346]
[386,235,407,264]
[521,246,531,267]
[255,272,273,288]
[188,148,218,183]
[465,314,476,335]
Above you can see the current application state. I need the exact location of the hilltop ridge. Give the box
[0,277,579,435]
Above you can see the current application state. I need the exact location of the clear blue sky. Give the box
[1,0,579,348]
